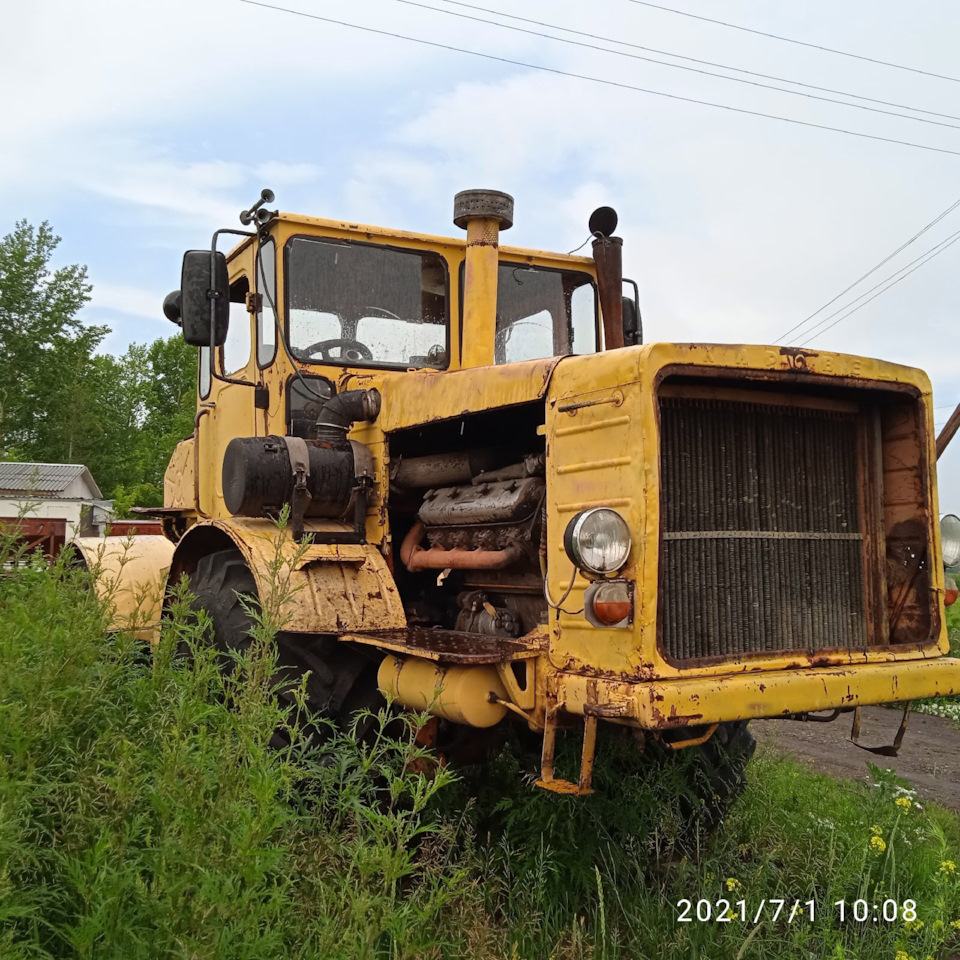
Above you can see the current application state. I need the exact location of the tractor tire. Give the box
[676,720,756,831]
[187,548,385,748]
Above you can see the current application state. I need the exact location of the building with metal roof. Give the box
[0,462,111,537]
[0,462,102,499]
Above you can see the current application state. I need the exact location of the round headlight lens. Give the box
[563,508,631,575]
[942,514,960,568]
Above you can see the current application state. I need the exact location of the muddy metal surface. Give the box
[752,706,960,810]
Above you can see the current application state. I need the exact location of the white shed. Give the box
[0,463,113,538]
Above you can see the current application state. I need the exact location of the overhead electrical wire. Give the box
[803,232,960,345]
[791,228,960,343]
[625,0,960,85]
[776,194,960,343]
[433,0,960,124]
[401,0,960,131]
[238,0,960,158]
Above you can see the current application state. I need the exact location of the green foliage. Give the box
[0,220,197,511]
[914,595,960,723]
[0,535,477,959]
[0,220,97,459]
[1,540,959,959]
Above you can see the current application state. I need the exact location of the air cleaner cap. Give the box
[453,189,514,230]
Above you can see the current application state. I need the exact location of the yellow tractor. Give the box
[74,187,960,802]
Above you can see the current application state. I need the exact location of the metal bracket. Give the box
[282,436,312,543]
[535,700,597,796]
[496,658,536,712]
[850,702,912,757]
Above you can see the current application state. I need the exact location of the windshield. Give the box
[287,237,449,368]
[495,265,597,364]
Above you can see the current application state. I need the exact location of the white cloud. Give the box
[90,282,165,321]
[6,0,960,499]
[254,162,322,187]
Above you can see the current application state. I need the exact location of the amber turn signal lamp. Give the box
[584,579,632,627]
[945,574,958,608]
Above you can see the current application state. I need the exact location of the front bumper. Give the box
[556,656,960,729]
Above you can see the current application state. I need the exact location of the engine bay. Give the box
[386,403,549,640]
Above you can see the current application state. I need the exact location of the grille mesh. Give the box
[659,398,867,662]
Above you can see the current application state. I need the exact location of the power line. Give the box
[776,194,960,343]
[429,0,960,126]
[625,0,960,85]
[794,228,960,343]
[238,0,960,159]
[804,232,960,345]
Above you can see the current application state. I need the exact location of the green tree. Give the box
[0,221,98,458]
[0,219,198,513]
[110,336,197,513]
[140,335,197,487]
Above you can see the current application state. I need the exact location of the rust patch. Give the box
[778,346,818,372]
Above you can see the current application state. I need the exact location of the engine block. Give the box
[418,476,544,552]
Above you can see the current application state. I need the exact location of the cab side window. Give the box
[221,277,251,375]
[495,265,597,364]
[257,238,277,366]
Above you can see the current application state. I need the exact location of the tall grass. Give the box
[914,598,960,723]
[1,530,958,959]
[0,533,476,959]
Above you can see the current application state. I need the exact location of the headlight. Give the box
[942,514,960,568]
[563,508,631,575]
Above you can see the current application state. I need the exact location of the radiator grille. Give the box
[659,397,867,663]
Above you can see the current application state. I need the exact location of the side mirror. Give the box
[622,294,641,346]
[180,250,229,347]
[162,290,182,325]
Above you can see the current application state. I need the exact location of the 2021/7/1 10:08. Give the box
[676,899,918,924]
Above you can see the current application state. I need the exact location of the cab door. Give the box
[196,266,256,518]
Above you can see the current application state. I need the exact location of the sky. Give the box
[4,0,960,504]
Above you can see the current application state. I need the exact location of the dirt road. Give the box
[752,706,960,810]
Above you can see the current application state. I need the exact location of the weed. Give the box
[1,526,958,959]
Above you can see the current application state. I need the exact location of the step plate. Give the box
[343,626,542,664]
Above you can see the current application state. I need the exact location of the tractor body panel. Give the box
[95,195,960,793]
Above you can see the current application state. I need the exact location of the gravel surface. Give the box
[752,705,960,810]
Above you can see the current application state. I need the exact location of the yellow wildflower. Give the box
[871,824,884,836]
[939,860,957,876]
[725,877,741,892]
[870,835,887,853]
[903,918,924,932]
[895,797,912,812]
[895,950,913,960]
[951,919,960,930]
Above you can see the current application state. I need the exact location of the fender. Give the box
[70,535,175,640]
[168,518,406,634]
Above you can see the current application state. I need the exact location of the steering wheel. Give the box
[362,305,403,321]
[302,338,374,362]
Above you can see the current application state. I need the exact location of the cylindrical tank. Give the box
[222,435,356,518]
[389,449,501,489]
[377,654,509,728]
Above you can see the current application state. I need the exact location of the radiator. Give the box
[658,396,868,662]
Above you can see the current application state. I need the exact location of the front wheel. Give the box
[672,720,756,830]
[186,548,384,747]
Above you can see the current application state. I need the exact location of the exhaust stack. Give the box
[590,206,624,351]
[454,189,514,368]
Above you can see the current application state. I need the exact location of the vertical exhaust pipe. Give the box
[454,189,514,368]
[590,206,624,351]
